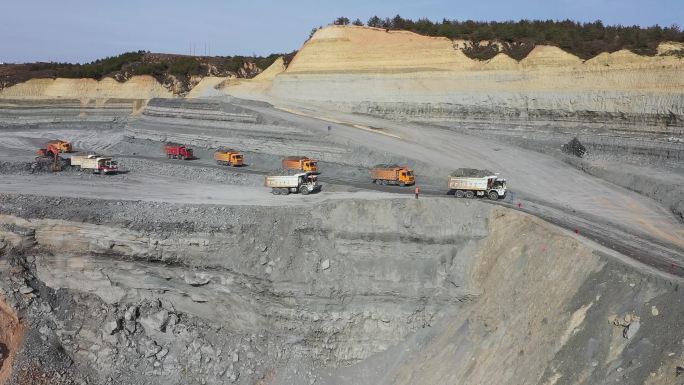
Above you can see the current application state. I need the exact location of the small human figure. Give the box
[327,125,332,132]
[415,185,420,199]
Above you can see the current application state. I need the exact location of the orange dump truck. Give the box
[282,156,318,173]
[370,166,415,186]
[214,149,244,166]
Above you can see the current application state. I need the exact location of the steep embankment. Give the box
[207,57,287,98]
[0,76,174,100]
[249,26,684,133]
[0,196,682,385]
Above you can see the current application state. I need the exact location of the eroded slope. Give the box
[0,196,682,385]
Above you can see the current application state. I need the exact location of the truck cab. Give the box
[399,169,415,185]
[490,178,507,198]
[300,173,319,192]
[98,158,119,174]
[229,153,243,166]
[302,159,318,173]
[214,150,244,166]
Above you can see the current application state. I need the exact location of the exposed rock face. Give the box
[0,197,682,385]
[262,26,684,135]
[0,98,139,127]
[0,198,489,384]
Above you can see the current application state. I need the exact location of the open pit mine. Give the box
[0,25,683,385]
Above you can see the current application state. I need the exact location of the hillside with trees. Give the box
[332,16,684,60]
[0,51,296,94]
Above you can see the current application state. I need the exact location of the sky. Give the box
[1,0,682,63]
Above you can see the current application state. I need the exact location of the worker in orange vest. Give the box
[415,185,420,199]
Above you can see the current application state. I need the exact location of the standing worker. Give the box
[415,185,420,199]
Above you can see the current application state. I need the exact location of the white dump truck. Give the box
[265,171,320,195]
[70,154,119,174]
[448,170,506,200]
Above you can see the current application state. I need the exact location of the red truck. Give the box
[164,144,194,160]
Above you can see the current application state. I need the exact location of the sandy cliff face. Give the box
[0,75,174,100]
[262,26,684,130]
[286,26,683,75]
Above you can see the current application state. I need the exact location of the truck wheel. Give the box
[399,182,405,187]
[300,186,310,195]
[282,188,290,195]
[488,191,499,200]
[180,155,186,160]
[455,190,465,198]
[381,180,387,185]
[465,191,475,199]
[372,179,377,184]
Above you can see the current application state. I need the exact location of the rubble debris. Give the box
[18,285,34,295]
[139,310,170,333]
[184,273,212,286]
[320,259,330,270]
[124,306,139,321]
[561,137,587,158]
[450,168,495,177]
[623,320,640,339]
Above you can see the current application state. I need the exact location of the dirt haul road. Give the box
[0,95,681,275]
[229,98,684,271]
[0,173,398,207]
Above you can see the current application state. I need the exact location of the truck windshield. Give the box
[406,171,413,176]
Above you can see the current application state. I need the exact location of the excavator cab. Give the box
[48,140,72,153]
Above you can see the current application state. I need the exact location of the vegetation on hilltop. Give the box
[333,16,684,60]
[1,51,296,94]
[23,51,295,80]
